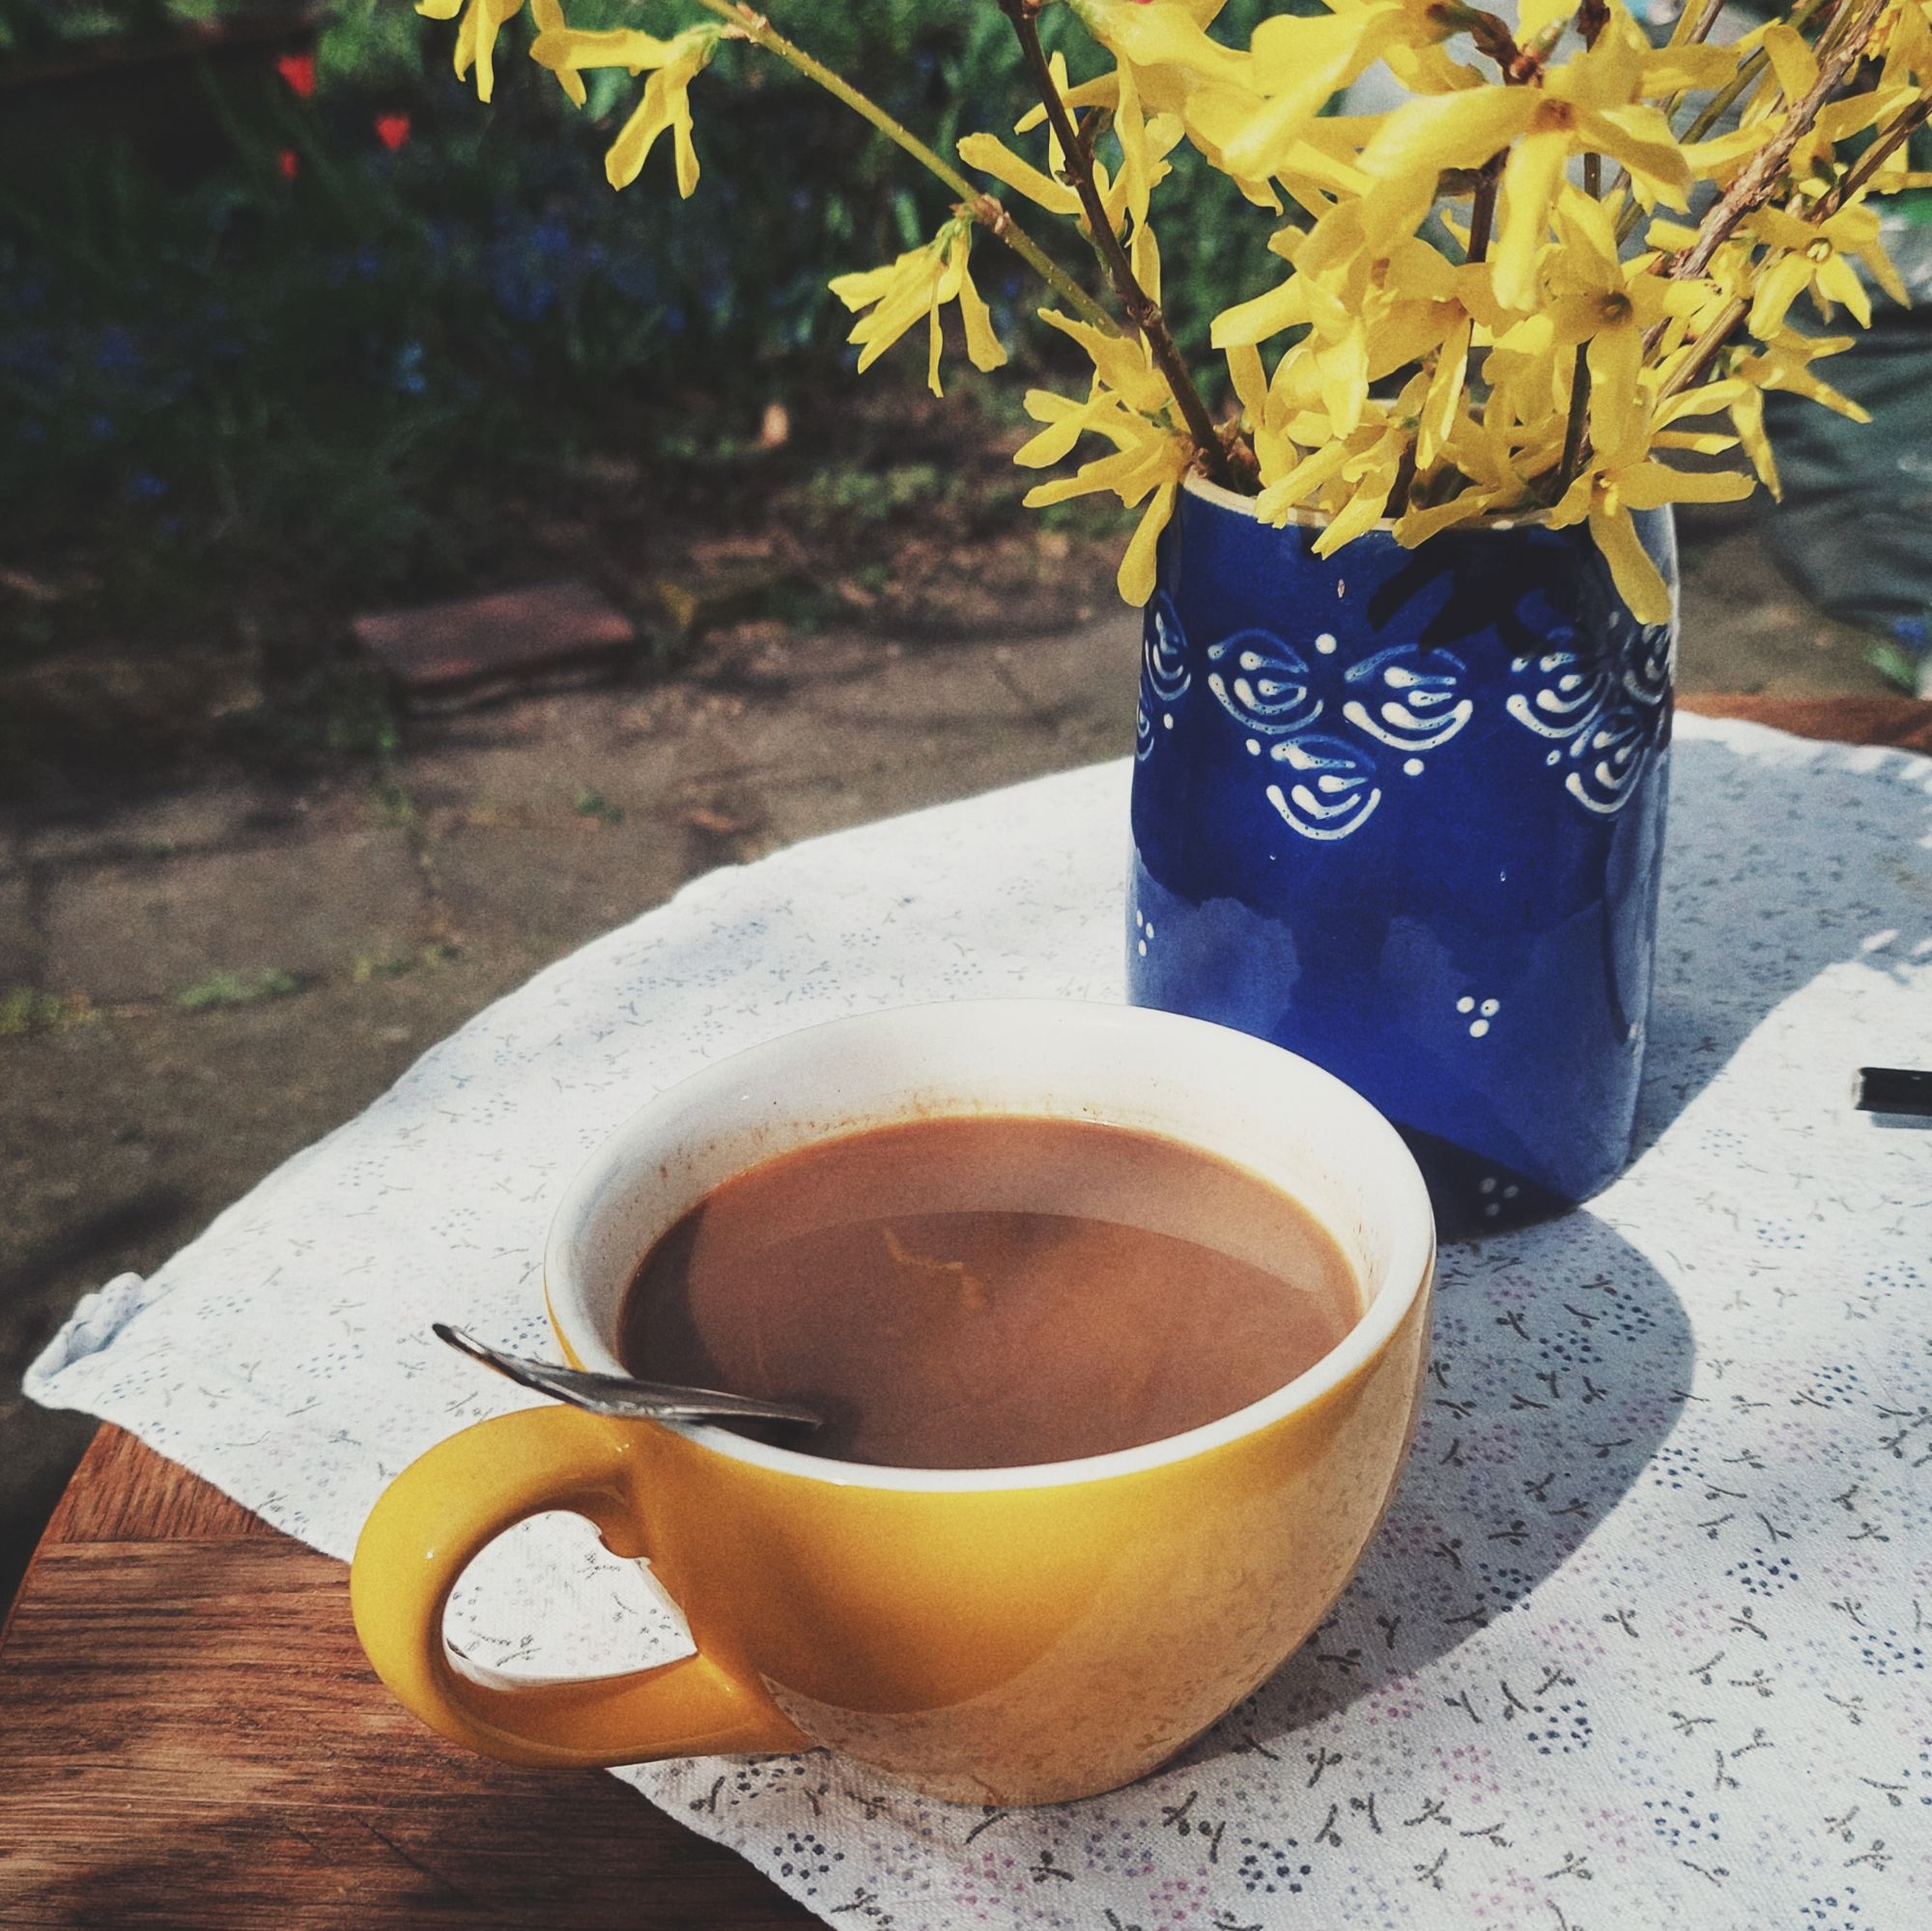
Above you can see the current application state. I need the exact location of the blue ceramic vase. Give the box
[1126,480,1676,1230]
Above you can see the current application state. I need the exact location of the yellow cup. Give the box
[350,1001,1435,1805]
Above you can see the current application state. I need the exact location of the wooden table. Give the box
[5,694,1926,1928]
[0,1427,812,1928]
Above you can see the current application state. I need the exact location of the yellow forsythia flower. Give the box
[828,222,1008,399]
[528,24,723,194]
[418,0,526,105]
[1742,203,1908,336]
[1547,450,1752,624]
[1013,308,1194,603]
[1489,25,1691,312]
[957,132,1083,216]
[530,0,584,108]
[1067,0,1253,97]
[413,0,1932,614]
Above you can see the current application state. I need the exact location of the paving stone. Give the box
[1678,529,1892,696]
[20,782,302,866]
[0,872,37,990]
[355,580,635,711]
[750,701,1131,852]
[983,611,1141,721]
[402,702,691,833]
[667,672,1009,803]
[426,818,693,953]
[791,636,1040,728]
[42,833,428,1004]
[670,620,1136,825]
[690,625,892,698]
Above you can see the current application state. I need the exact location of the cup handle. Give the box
[349,1405,808,1767]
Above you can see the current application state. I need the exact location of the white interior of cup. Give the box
[545,999,1434,1491]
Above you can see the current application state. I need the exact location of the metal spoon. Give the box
[433,1323,823,1429]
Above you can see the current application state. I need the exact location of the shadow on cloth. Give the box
[1179,1212,1690,1765]
[1183,725,1930,1765]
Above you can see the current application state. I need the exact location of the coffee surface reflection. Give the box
[620,1115,1361,1469]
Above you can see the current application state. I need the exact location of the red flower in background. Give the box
[277,148,300,180]
[275,52,317,99]
[374,113,412,153]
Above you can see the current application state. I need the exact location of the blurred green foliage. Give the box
[176,966,304,1008]
[0,1,1273,647]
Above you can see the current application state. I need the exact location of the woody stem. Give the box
[995,0,1238,489]
[1814,94,1932,218]
[1666,0,1889,282]
[1613,0,1835,243]
[1466,156,1503,265]
[1653,87,1930,412]
[693,0,1115,332]
[1407,134,1505,514]
[1554,152,1604,497]
[1651,0,1904,406]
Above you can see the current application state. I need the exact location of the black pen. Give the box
[1853,1066,1932,1119]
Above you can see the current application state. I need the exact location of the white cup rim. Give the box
[544,999,1435,1493]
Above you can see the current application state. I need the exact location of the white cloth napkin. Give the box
[28,718,1932,1931]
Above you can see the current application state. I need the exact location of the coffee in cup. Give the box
[620,1113,1363,1469]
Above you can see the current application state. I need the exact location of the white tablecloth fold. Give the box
[29,719,1932,1931]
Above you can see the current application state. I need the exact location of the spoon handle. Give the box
[434,1324,822,1428]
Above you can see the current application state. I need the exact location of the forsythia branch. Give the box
[1667,0,1890,282]
[1815,95,1932,218]
[1659,90,1925,407]
[414,0,1932,613]
[691,0,1117,334]
[993,0,1236,489]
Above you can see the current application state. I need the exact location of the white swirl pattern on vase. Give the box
[1341,645,1474,752]
[1503,623,1673,817]
[1147,598,1668,838]
[1205,629,1323,739]
[1264,734,1383,841]
[1135,595,1192,761]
